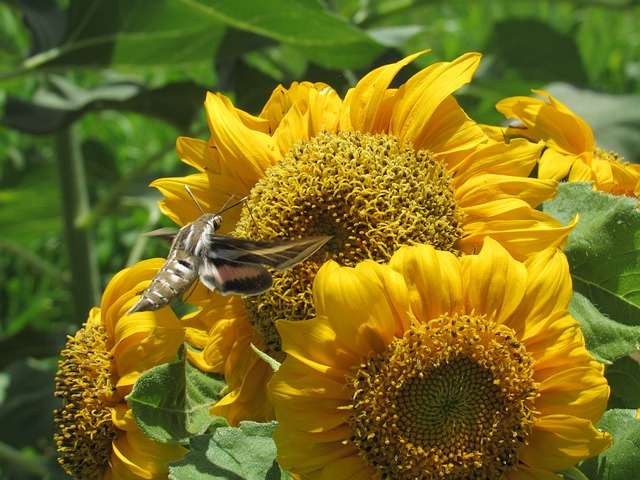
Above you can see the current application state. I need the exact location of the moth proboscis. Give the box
[126,188,332,314]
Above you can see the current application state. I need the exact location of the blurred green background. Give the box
[1,0,639,478]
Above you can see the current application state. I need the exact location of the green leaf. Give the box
[173,0,385,69]
[541,183,640,327]
[2,76,208,134]
[569,292,640,363]
[11,0,67,54]
[578,409,640,480]
[606,356,640,410]
[129,350,227,443]
[170,421,292,480]
[20,0,225,72]
[487,18,587,85]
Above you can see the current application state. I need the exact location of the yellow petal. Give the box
[151,173,247,232]
[455,174,558,211]
[460,237,528,321]
[210,349,275,424]
[110,430,186,478]
[536,366,609,424]
[505,466,563,480]
[450,139,542,186]
[389,244,463,322]
[390,52,482,147]
[273,427,357,476]
[345,50,427,133]
[520,414,611,471]
[313,260,410,356]
[513,247,572,326]
[317,457,376,480]
[176,136,218,174]
[277,318,362,375]
[567,153,596,182]
[538,149,576,180]
[414,94,486,155]
[458,211,577,261]
[204,92,279,189]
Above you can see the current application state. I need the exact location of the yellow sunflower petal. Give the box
[458,211,577,261]
[210,348,275,423]
[313,260,410,356]
[269,356,351,431]
[460,237,528,321]
[176,136,216,174]
[273,427,358,476]
[390,52,482,148]
[151,173,246,232]
[416,94,487,155]
[505,467,563,480]
[567,153,596,182]
[516,247,572,324]
[455,174,558,212]
[536,367,609,424]
[389,244,463,321]
[344,50,427,132]
[317,457,377,480]
[496,91,594,155]
[521,414,611,472]
[450,139,542,185]
[113,308,184,394]
[538,149,577,180]
[277,318,362,375]
[204,92,279,188]
[109,430,186,479]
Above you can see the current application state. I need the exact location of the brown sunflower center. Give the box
[54,311,120,479]
[345,313,539,479]
[233,130,465,352]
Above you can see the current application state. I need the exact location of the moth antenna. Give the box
[245,199,258,230]
[218,195,248,215]
[184,185,206,215]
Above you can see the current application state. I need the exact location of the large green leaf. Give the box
[19,0,225,71]
[486,18,587,85]
[170,421,292,480]
[2,76,208,134]
[578,409,640,480]
[129,349,227,443]
[172,0,385,69]
[542,183,640,327]
[569,292,640,364]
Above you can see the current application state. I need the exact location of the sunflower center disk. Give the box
[233,130,465,352]
[54,316,120,478]
[346,314,539,479]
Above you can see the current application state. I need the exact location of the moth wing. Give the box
[200,257,274,296]
[205,234,332,270]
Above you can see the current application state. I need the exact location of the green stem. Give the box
[0,441,48,477]
[0,236,69,287]
[55,125,100,320]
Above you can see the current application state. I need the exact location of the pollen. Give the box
[345,314,539,479]
[233,130,465,352]
[54,310,120,479]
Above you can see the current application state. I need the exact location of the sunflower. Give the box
[269,238,611,479]
[151,51,576,425]
[54,259,187,479]
[494,90,640,197]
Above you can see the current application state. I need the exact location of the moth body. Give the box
[126,212,331,314]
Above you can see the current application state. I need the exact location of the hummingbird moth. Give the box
[127,190,331,314]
